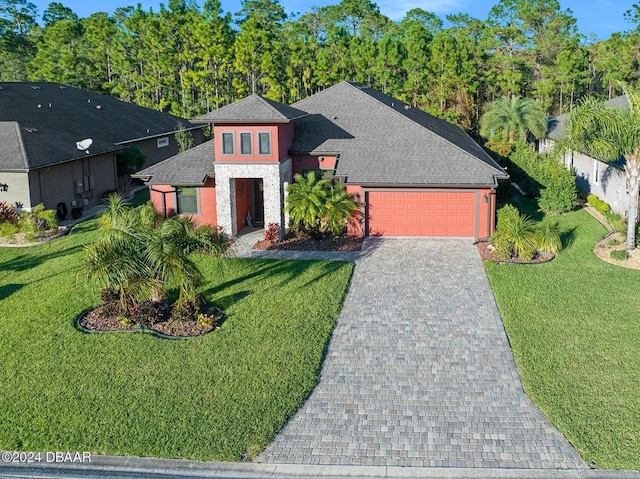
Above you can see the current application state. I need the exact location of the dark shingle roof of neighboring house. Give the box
[133,140,214,185]
[547,94,630,142]
[291,82,507,185]
[195,94,308,123]
[0,82,200,171]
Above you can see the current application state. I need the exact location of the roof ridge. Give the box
[347,84,505,177]
[13,122,29,170]
[260,95,290,120]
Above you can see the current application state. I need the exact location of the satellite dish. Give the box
[76,138,93,154]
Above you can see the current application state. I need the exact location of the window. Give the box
[240,132,252,154]
[594,159,599,184]
[222,132,234,154]
[259,132,271,154]
[157,137,169,148]
[176,187,198,214]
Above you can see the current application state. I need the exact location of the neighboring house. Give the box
[0,82,204,214]
[539,95,629,215]
[135,82,508,240]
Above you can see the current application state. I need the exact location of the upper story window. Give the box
[240,132,252,155]
[259,132,271,155]
[157,137,169,148]
[222,133,234,155]
[594,159,599,184]
[176,187,198,214]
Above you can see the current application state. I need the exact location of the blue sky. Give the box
[30,0,634,40]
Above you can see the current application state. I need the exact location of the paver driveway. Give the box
[257,238,586,468]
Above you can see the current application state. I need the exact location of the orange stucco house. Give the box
[134,82,508,240]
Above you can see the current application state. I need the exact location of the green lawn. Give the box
[485,206,640,469]
[0,215,353,461]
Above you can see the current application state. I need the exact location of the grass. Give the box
[485,202,640,469]
[0,210,353,461]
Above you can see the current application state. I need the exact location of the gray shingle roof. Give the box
[0,82,200,170]
[195,94,308,123]
[0,122,28,170]
[133,140,214,185]
[547,94,629,142]
[291,82,507,186]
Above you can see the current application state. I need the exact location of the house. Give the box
[134,82,508,239]
[0,82,205,215]
[539,95,629,215]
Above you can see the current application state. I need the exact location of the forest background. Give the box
[2,0,640,133]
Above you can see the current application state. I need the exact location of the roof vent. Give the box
[404,105,411,110]
[332,116,338,120]
[31,85,40,90]
[59,85,66,89]
[0,86,4,90]
[88,99,91,103]
[25,127,39,133]
[48,103,52,108]
[96,105,102,110]
[37,104,41,108]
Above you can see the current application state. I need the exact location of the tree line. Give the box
[2,0,640,132]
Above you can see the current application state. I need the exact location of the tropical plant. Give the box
[492,204,562,260]
[286,172,359,236]
[83,194,232,318]
[480,96,548,144]
[323,183,359,235]
[286,172,331,234]
[563,82,640,250]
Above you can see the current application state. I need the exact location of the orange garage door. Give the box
[366,191,476,237]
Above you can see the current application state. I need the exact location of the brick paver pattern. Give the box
[257,238,587,468]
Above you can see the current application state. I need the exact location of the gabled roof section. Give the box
[547,94,629,142]
[195,94,308,123]
[291,82,507,186]
[0,122,28,170]
[133,140,214,185]
[0,82,200,171]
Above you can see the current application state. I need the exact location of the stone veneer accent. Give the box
[214,158,292,238]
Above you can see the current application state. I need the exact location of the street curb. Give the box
[1,454,639,479]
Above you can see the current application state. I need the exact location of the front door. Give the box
[253,179,264,225]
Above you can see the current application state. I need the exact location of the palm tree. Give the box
[323,183,359,235]
[563,82,640,251]
[480,96,548,144]
[286,172,330,234]
[84,194,232,315]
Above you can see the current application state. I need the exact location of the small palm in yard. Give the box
[84,194,232,314]
[323,183,359,235]
[286,172,358,236]
[286,172,330,234]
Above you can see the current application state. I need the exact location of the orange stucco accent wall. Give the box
[149,180,217,228]
[345,184,363,237]
[214,124,287,163]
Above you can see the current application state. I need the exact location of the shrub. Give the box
[587,194,611,213]
[492,204,563,261]
[0,201,19,225]
[535,221,562,254]
[129,300,166,327]
[508,143,576,213]
[610,250,629,261]
[264,223,279,242]
[0,221,18,238]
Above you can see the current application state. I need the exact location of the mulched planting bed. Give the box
[78,305,222,338]
[476,240,554,264]
[254,232,363,252]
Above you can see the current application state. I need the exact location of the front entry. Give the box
[252,179,264,226]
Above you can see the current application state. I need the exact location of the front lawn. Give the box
[0,217,353,460]
[485,207,640,469]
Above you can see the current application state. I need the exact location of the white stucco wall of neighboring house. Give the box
[539,138,629,216]
[0,171,32,209]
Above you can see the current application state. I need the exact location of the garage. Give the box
[365,190,477,237]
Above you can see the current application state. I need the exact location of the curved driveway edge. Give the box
[257,238,586,469]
